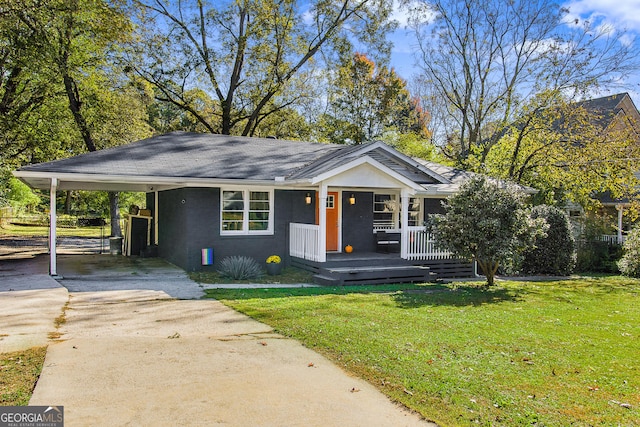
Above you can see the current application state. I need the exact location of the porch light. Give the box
[349,194,356,205]
[305,193,312,205]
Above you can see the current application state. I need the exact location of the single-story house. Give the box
[15,132,497,284]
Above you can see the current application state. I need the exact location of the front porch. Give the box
[290,223,453,262]
[289,206,475,284]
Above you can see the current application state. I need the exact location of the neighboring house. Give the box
[15,132,514,284]
[570,93,640,244]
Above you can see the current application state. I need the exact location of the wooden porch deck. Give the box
[291,252,474,286]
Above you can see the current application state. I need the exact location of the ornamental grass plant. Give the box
[217,256,263,280]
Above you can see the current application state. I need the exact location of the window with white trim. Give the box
[221,190,273,234]
[407,198,422,227]
[373,194,397,230]
[373,193,422,230]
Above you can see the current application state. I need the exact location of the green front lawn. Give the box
[206,277,640,426]
[0,223,105,238]
[0,347,47,406]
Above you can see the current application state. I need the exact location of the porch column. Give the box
[400,189,409,259]
[616,204,624,244]
[49,178,58,276]
[154,190,159,245]
[318,184,327,262]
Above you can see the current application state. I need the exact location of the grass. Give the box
[205,276,640,426]
[0,223,105,238]
[0,347,47,406]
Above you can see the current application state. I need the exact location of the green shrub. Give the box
[428,177,546,286]
[218,256,263,280]
[576,240,622,273]
[618,226,640,277]
[574,213,622,273]
[522,205,575,275]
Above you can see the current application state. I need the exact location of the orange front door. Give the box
[316,192,340,251]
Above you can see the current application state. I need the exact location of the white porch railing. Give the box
[290,223,322,262]
[598,234,626,245]
[290,223,451,262]
[405,226,451,260]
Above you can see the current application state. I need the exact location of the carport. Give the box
[12,172,163,276]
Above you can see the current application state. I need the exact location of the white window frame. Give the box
[220,189,274,235]
[406,197,423,227]
[373,192,423,231]
[373,193,399,231]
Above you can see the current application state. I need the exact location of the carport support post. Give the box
[49,177,58,276]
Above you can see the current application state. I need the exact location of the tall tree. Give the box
[409,0,639,165]
[128,0,395,137]
[8,0,151,235]
[0,1,61,175]
[483,91,640,208]
[322,53,430,144]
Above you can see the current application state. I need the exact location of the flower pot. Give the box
[266,262,283,275]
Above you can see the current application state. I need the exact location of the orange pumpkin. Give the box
[345,245,353,253]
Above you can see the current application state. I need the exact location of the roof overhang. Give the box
[419,184,461,196]
[420,180,538,197]
[13,170,280,192]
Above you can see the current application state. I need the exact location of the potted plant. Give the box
[265,255,283,275]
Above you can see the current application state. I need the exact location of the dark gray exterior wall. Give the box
[154,188,446,271]
[423,197,446,223]
[342,191,375,252]
[156,188,217,271]
[156,187,315,272]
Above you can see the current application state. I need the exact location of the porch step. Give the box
[292,252,475,283]
[313,265,436,286]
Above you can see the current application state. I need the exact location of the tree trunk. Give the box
[109,192,122,237]
[486,268,495,287]
[64,191,72,215]
[62,74,97,152]
[477,259,499,286]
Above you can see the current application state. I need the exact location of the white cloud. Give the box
[563,0,640,32]
[391,0,436,29]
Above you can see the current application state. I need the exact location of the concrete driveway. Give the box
[1,254,435,426]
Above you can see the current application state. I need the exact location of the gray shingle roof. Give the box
[18,132,520,193]
[414,159,478,184]
[573,93,629,130]
[288,142,444,184]
[19,132,342,180]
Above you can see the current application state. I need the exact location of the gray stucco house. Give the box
[15,132,480,284]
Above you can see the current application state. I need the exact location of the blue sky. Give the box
[387,0,640,102]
